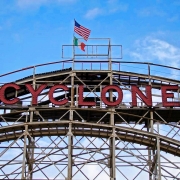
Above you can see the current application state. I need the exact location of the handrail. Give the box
[0,59,180,80]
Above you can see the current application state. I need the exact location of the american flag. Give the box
[74,20,91,41]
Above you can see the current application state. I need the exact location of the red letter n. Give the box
[131,85,152,107]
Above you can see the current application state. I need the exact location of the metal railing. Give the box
[0,60,180,83]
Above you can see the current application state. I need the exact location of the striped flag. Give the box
[74,20,91,41]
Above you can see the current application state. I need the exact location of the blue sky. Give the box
[0,1,180,179]
[0,0,180,75]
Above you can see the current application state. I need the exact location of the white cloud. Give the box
[17,0,76,8]
[109,4,128,13]
[107,0,117,3]
[130,37,180,80]
[106,0,128,13]
[84,1,128,19]
[84,3,128,20]
[84,8,103,19]
[167,15,179,22]
[114,4,128,12]
[137,7,165,17]
[130,37,180,66]
[17,0,48,8]
[12,33,21,43]
[173,1,180,6]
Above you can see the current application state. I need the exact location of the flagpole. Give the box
[72,20,75,70]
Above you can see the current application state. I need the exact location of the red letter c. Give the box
[0,83,20,105]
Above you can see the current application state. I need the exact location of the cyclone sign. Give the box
[0,83,179,107]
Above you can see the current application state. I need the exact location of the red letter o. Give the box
[101,85,123,106]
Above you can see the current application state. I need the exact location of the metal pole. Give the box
[33,67,36,89]
[156,137,161,180]
[100,85,102,108]
[148,110,154,179]
[76,85,78,107]
[27,137,35,180]
[150,110,159,180]
[108,39,112,71]
[21,125,28,179]
[148,66,152,180]
[148,64,150,78]
[26,67,36,179]
[150,111,153,133]
[157,126,161,180]
[109,73,116,180]
[110,126,116,180]
[71,73,75,108]
[30,67,36,123]
[67,73,74,180]
[73,37,75,70]
[67,123,73,180]
[148,120,152,180]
